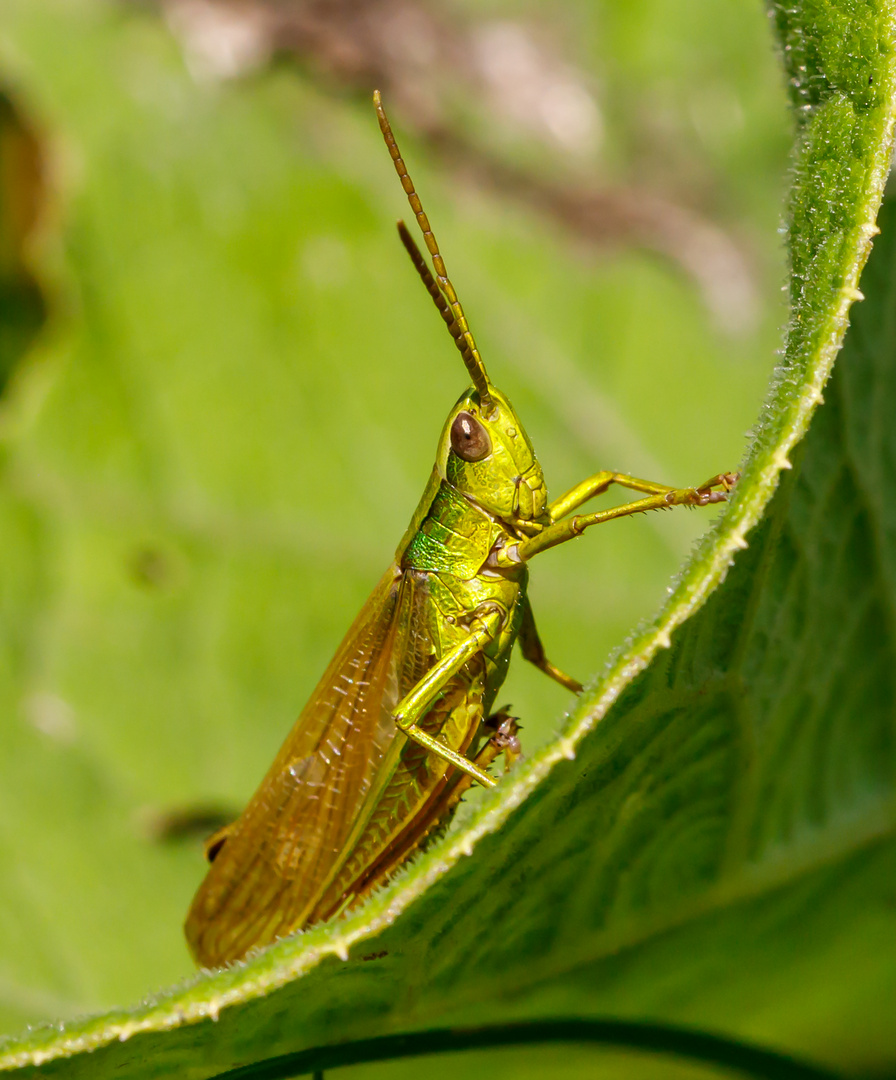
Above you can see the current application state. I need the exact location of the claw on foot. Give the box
[699,471,739,493]
[693,470,739,505]
[484,707,522,771]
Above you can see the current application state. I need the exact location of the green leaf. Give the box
[1,0,894,1076]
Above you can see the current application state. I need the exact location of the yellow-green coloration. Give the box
[184,92,736,969]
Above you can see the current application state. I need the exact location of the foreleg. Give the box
[548,470,737,521]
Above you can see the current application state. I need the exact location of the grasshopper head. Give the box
[437,385,548,531]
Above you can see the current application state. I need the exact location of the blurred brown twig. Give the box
[145,0,759,333]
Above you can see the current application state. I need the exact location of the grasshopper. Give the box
[185,92,735,967]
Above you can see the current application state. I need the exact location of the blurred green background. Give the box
[0,0,789,1040]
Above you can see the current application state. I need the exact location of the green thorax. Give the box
[400,474,503,580]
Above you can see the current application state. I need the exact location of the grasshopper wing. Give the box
[185,565,407,967]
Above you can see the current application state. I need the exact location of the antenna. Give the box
[373,90,493,411]
[396,221,485,381]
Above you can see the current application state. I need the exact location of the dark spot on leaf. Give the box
[129,546,172,588]
[138,803,236,847]
[0,87,47,394]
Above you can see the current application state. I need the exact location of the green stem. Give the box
[208,1018,844,1080]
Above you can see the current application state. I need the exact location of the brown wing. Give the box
[185,564,408,967]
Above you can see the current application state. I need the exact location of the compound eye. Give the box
[450,411,491,462]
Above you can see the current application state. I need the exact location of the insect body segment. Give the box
[184,93,735,968]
